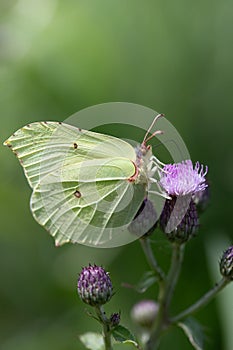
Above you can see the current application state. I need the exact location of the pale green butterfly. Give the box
[3,115,165,247]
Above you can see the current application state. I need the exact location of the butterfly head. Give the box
[132,114,164,184]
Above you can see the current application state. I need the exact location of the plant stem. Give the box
[145,242,184,350]
[145,280,166,350]
[140,237,165,281]
[95,305,112,350]
[171,277,230,323]
[164,243,185,312]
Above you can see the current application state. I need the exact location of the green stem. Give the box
[145,280,166,350]
[95,305,112,350]
[140,237,165,281]
[171,277,230,323]
[145,243,184,350]
[164,243,185,312]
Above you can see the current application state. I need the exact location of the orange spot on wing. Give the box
[127,161,139,183]
[74,190,81,198]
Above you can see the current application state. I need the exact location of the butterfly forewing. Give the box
[4,122,136,189]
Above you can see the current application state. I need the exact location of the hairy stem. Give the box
[140,237,165,281]
[171,277,230,323]
[95,305,112,350]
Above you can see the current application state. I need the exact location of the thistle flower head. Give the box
[160,160,208,197]
[159,160,208,242]
[220,246,233,280]
[160,196,199,243]
[77,264,113,306]
[131,300,158,329]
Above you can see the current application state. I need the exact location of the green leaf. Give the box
[112,325,140,348]
[178,317,204,350]
[135,271,158,293]
[112,325,135,342]
[79,332,104,350]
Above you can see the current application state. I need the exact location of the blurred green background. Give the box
[1,0,233,349]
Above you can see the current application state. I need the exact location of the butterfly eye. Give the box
[73,143,78,149]
[74,190,81,198]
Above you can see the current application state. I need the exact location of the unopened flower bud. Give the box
[131,300,158,329]
[220,246,233,280]
[77,264,113,306]
[128,198,158,237]
[110,312,121,327]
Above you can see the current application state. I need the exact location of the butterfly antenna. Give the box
[143,113,164,144]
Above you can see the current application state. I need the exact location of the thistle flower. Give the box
[160,160,208,197]
[159,160,208,243]
[131,300,158,329]
[77,264,113,306]
[220,246,233,280]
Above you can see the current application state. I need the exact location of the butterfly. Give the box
[3,114,165,247]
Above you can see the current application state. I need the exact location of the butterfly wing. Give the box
[4,121,137,189]
[4,122,146,246]
[31,159,145,246]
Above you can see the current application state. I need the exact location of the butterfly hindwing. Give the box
[31,167,145,246]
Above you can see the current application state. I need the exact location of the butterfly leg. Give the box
[149,175,171,200]
[149,189,171,200]
[151,155,166,167]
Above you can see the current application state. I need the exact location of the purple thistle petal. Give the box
[160,160,208,196]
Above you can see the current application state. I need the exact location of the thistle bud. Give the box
[131,300,158,329]
[220,246,233,280]
[128,198,158,237]
[77,264,113,306]
[110,312,121,327]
